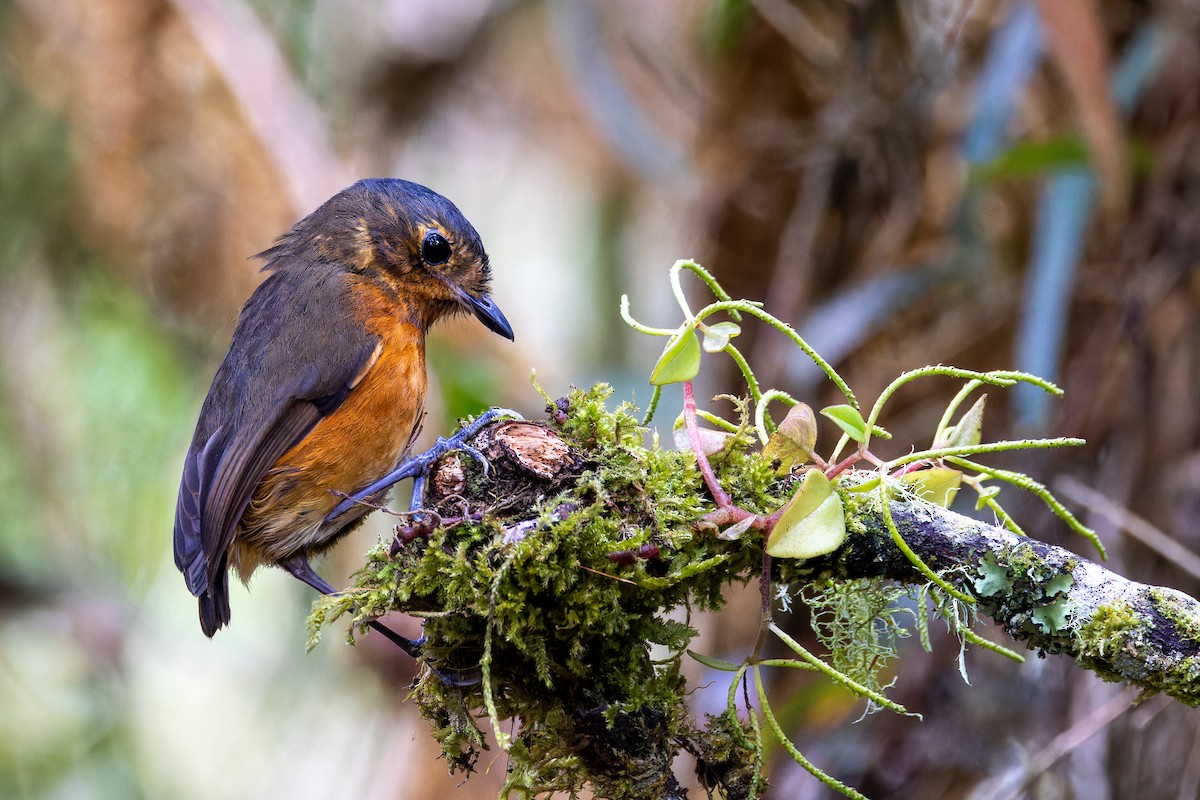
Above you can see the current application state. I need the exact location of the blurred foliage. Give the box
[972,136,1155,183]
[0,78,78,574]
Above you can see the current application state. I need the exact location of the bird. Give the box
[173,178,514,639]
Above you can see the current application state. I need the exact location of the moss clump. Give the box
[1077,601,1144,662]
[309,384,786,797]
[1072,597,1200,704]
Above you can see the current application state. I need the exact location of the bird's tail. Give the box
[198,568,231,637]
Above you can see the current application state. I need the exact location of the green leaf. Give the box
[899,467,962,508]
[701,320,741,353]
[761,403,817,472]
[687,649,743,672]
[845,475,881,493]
[767,469,847,559]
[821,404,891,443]
[974,485,1001,510]
[936,395,986,449]
[822,404,868,442]
[973,136,1154,183]
[972,136,1091,181]
[649,324,701,385]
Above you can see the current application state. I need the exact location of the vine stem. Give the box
[683,380,731,507]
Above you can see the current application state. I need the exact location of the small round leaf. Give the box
[650,325,702,386]
[766,468,847,559]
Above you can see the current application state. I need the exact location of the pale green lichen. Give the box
[972,552,1014,597]
[805,578,913,703]
[1030,595,1075,634]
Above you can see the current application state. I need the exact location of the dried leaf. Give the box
[673,425,734,456]
[761,403,817,472]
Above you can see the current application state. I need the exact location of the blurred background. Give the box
[2,0,1199,797]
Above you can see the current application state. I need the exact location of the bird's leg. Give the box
[280,555,338,594]
[279,555,423,657]
[279,555,480,686]
[325,407,523,523]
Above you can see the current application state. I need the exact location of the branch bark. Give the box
[809,489,1200,706]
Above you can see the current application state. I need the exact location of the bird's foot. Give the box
[326,407,522,523]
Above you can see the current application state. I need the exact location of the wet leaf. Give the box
[701,321,741,353]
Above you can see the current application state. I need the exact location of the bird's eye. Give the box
[421,231,452,265]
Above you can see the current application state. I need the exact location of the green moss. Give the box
[309,384,785,797]
[1075,604,1147,690]
[1145,589,1200,706]
[1076,601,1144,662]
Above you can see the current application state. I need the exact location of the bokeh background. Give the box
[2,0,1200,797]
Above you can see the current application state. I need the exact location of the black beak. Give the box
[456,287,514,340]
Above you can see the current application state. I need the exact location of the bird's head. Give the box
[271,178,514,340]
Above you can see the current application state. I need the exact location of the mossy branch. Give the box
[310,396,1200,799]
[826,482,1200,706]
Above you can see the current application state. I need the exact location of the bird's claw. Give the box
[327,407,524,523]
[455,442,490,476]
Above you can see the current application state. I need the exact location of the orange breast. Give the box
[233,277,427,577]
[276,322,426,506]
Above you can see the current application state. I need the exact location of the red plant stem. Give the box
[683,381,731,507]
[892,459,933,478]
[823,449,864,479]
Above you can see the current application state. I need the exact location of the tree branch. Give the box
[813,487,1200,705]
[313,394,1200,798]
